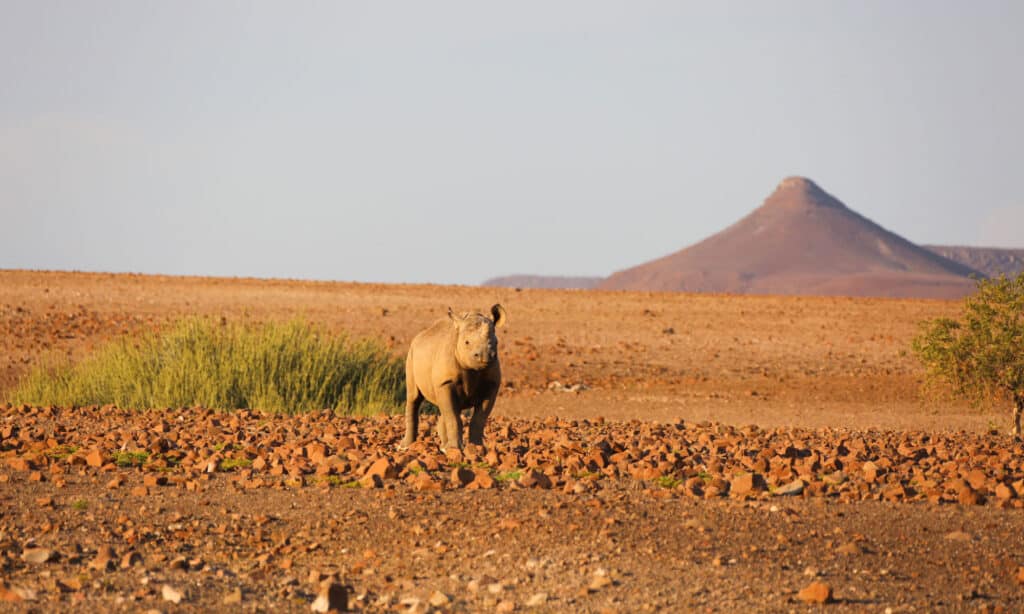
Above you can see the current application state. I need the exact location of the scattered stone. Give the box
[143,474,168,487]
[162,584,185,604]
[518,470,553,489]
[88,546,116,571]
[0,583,36,602]
[797,581,833,604]
[364,458,398,481]
[85,449,106,468]
[358,473,383,489]
[836,541,862,555]
[121,551,143,569]
[428,590,451,607]
[773,478,806,496]
[410,472,442,492]
[223,587,243,605]
[525,592,548,607]
[21,547,54,564]
[6,457,32,471]
[452,466,475,487]
[730,473,767,497]
[311,582,348,613]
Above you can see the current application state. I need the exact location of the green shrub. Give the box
[11,318,405,415]
[913,273,1024,435]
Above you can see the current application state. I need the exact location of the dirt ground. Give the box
[2,270,1022,612]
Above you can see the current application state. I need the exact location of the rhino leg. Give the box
[402,391,423,448]
[436,384,463,451]
[469,384,498,446]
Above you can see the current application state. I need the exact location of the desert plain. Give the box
[2,270,1024,612]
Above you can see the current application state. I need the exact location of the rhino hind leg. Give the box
[402,387,424,448]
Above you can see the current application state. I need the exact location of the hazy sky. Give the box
[2,1,1021,285]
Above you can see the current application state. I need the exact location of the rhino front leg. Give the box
[469,384,498,446]
[1014,395,1023,439]
[436,384,463,451]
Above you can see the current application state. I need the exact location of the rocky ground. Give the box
[3,405,1024,612]
[2,270,1023,612]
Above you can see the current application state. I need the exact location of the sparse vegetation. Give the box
[112,450,149,467]
[494,470,523,482]
[46,445,79,460]
[913,273,1024,435]
[218,457,253,471]
[71,499,88,511]
[11,317,405,415]
[654,476,683,489]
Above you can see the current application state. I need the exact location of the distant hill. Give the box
[923,245,1024,279]
[481,275,603,290]
[598,177,979,299]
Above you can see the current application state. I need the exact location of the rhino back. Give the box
[408,318,459,402]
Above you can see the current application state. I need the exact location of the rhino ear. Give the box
[490,304,507,328]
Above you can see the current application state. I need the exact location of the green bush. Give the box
[11,318,405,415]
[913,273,1024,435]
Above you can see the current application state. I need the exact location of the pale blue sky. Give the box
[2,1,1021,284]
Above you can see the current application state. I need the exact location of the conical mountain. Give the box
[599,177,980,298]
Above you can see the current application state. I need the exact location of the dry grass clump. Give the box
[11,318,404,415]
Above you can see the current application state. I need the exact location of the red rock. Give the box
[88,547,116,572]
[451,467,475,487]
[518,470,553,489]
[85,449,106,468]
[468,470,496,490]
[143,474,167,487]
[995,483,1016,500]
[730,473,767,497]
[310,582,348,613]
[797,581,833,604]
[410,472,442,492]
[861,461,880,483]
[445,448,465,464]
[966,468,988,491]
[161,584,185,604]
[6,457,32,471]
[364,458,398,480]
[358,473,383,489]
[958,488,984,506]
[21,548,54,564]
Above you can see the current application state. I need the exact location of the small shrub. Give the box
[46,445,79,460]
[654,476,683,489]
[218,457,253,471]
[913,273,1024,435]
[112,450,149,467]
[71,499,88,511]
[494,470,523,482]
[11,317,405,415]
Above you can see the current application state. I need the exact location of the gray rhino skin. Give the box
[402,304,507,450]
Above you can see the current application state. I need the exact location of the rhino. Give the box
[401,304,507,450]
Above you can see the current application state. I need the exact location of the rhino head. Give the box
[450,304,507,370]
